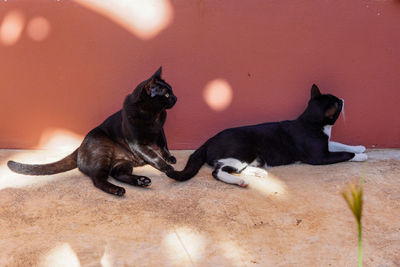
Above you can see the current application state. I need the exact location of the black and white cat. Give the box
[167,84,367,187]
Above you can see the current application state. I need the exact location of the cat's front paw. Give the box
[350,153,368,162]
[166,155,177,164]
[109,186,126,196]
[352,145,366,154]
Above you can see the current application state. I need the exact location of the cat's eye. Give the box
[165,93,170,98]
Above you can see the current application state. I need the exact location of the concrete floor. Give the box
[0,149,399,266]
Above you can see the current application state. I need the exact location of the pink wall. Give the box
[0,0,399,149]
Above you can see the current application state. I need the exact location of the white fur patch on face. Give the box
[323,125,332,139]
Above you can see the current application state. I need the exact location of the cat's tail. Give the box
[7,149,79,175]
[167,144,207,181]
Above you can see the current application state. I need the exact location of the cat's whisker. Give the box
[341,98,346,122]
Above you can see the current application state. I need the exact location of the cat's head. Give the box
[132,67,177,110]
[300,84,343,126]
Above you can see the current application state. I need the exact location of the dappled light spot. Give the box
[203,79,233,112]
[219,240,250,267]
[246,172,289,199]
[27,16,51,42]
[162,226,206,266]
[74,0,173,40]
[0,10,25,46]
[39,243,81,267]
[100,246,113,267]
[37,128,83,151]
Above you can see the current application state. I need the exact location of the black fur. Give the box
[8,67,177,196]
[167,84,358,183]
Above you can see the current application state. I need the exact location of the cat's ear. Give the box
[152,66,162,79]
[311,84,321,99]
[144,67,162,96]
[147,66,162,84]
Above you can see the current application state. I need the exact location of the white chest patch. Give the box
[323,125,332,140]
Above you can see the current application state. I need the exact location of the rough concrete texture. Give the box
[0,149,399,266]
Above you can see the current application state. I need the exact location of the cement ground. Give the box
[0,149,399,266]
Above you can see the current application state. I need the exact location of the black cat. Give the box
[8,67,177,196]
[167,84,367,187]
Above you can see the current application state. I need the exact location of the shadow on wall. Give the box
[1,0,400,149]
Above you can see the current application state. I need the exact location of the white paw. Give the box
[241,167,268,177]
[352,145,366,154]
[253,170,268,177]
[350,153,368,162]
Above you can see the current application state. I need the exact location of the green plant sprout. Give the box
[342,177,364,267]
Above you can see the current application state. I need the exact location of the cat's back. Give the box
[232,120,295,138]
[208,120,289,146]
[92,110,124,141]
[98,111,122,130]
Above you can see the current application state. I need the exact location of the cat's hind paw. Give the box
[238,179,249,188]
[136,176,152,187]
[350,153,368,162]
[241,166,268,177]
